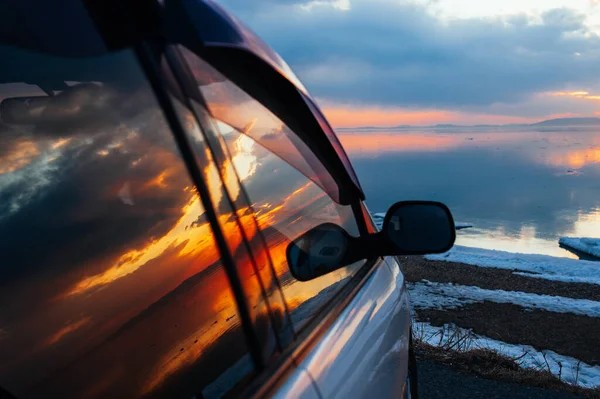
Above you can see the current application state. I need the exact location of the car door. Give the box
[167,44,413,398]
[299,255,412,399]
[0,40,265,399]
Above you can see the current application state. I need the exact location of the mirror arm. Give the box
[346,231,391,263]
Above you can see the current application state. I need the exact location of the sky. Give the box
[215,0,600,127]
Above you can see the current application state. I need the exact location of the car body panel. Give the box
[269,365,321,399]
[294,257,411,399]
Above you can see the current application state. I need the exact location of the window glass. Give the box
[218,127,364,331]
[179,49,365,333]
[180,48,343,203]
[0,45,252,398]
[165,80,285,360]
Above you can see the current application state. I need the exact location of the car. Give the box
[0,0,455,398]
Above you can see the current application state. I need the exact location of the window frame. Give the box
[132,40,269,375]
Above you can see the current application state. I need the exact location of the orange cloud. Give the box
[322,107,454,128]
[339,134,458,154]
[549,91,600,101]
[321,105,535,128]
[0,140,40,174]
[65,195,216,297]
[543,112,585,119]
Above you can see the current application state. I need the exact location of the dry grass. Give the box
[413,324,600,399]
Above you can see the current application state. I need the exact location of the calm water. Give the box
[339,128,600,258]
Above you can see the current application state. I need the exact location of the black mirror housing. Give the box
[287,223,352,282]
[381,201,455,255]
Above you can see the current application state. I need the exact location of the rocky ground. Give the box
[401,254,600,397]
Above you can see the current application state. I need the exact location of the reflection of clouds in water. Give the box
[561,208,600,244]
[347,129,600,257]
[341,130,600,170]
[544,146,600,169]
[457,225,579,258]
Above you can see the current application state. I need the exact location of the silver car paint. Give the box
[286,256,412,398]
[270,364,321,399]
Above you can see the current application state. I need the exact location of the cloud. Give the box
[0,89,199,305]
[213,0,341,12]
[320,104,537,127]
[215,0,600,115]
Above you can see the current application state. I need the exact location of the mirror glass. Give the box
[384,202,455,254]
[287,223,351,281]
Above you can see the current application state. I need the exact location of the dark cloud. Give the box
[216,1,600,111]
[0,89,194,301]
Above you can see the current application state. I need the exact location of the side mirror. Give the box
[381,201,455,255]
[286,201,455,282]
[286,223,351,282]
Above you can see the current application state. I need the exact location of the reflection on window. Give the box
[0,45,251,398]
[215,124,363,332]
[177,47,364,333]
[169,93,284,362]
[180,47,344,203]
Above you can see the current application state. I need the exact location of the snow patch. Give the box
[408,280,600,318]
[560,237,600,258]
[427,245,600,285]
[415,322,600,388]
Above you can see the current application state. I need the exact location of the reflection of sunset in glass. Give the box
[0,83,253,398]
[140,269,240,396]
[0,140,40,174]
[231,134,258,181]
[0,43,285,399]
[45,317,91,346]
[65,195,217,297]
[217,121,364,331]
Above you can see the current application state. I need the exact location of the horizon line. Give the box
[334,116,600,130]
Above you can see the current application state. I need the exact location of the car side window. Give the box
[161,55,285,361]
[178,48,366,333]
[0,45,253,398]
